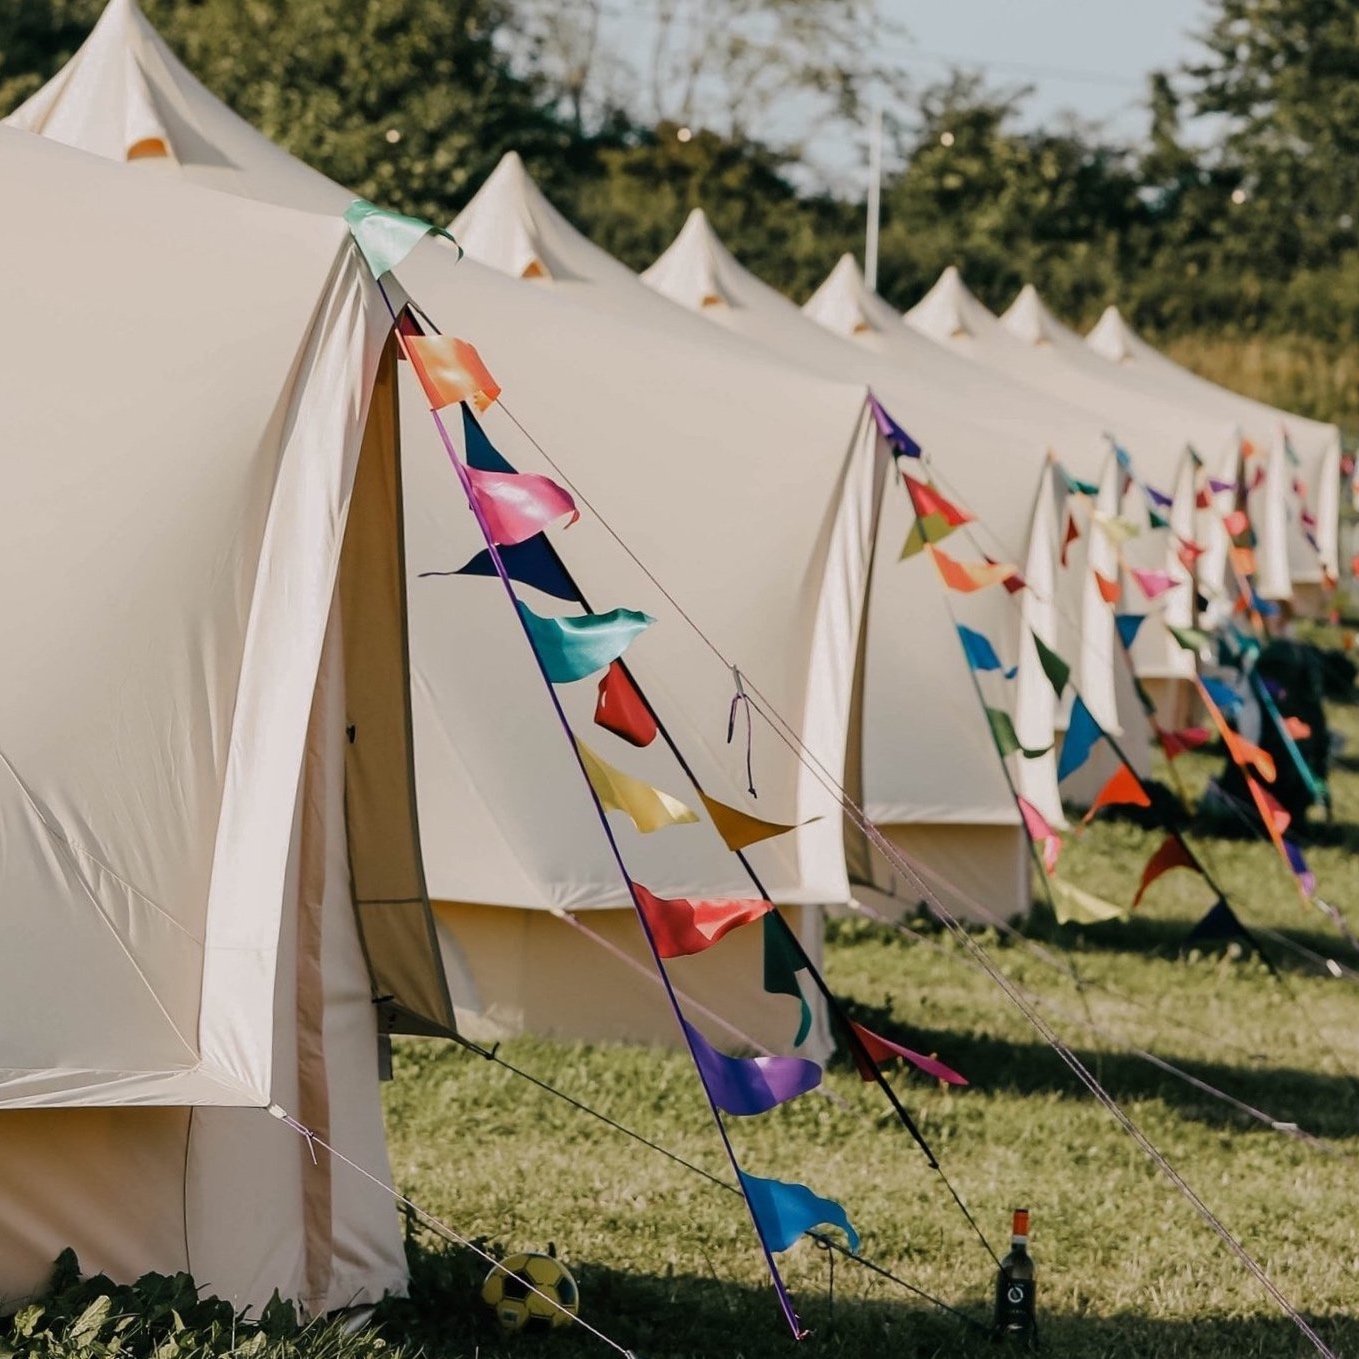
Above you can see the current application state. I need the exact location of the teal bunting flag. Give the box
[1168,624,1214,654]
[957,624,1016,677]
[517,602,653,683]
[1060,466,1101,497]
[344,198,461,278]
[763,914,813,1047]
[1032,632,1070,697]
[737,1171,860,1254]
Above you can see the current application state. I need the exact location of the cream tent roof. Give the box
[0,124,407,1309]
[9,0,890,1049]
[1087,305,1342,589]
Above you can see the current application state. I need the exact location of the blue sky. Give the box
[884,0,1210,138]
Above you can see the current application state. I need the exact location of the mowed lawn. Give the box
[374,686,1359,1359]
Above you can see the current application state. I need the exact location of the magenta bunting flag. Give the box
[1130,567,1176,600]
[466,465,578,546]
[1017,796,1061,874]
[737,1171,860,1254]
[682,1021,822,1116]
[632,882,772,958]
[850,1022,968,1085]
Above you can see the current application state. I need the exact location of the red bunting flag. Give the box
[903,475,971,526]
[928,545,1017,592]
[1093,570,1121,604]
[594,662,658,748]
[465,465,577,546]
[1248,466,1267,493]
[1132,835,1198,908]
[1130,567,1176,600]
[1060,511,1081,567]
[1159,726,1210,760]
[1083,765,1151,822]
[1195,488,1212,510]
[1241,437,1257,459]
[849,1022,968,1086]
[985,554,1027,593]
[631,882,772,958]
[1176,536,1207,574]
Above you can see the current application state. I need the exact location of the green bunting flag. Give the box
[344,198,461,278]
[1168,624,1214,654]
[1032,632,1070,697]
[763,914,813,1047]
[986,707,1052,760]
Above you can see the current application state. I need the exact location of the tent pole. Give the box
[865,102,883,292]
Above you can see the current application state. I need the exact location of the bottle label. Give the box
[998,1277,1035,1328]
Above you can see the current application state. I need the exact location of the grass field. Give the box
[16,670,1359,1359]
[357,691,1359,1358]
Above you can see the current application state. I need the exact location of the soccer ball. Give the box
[481,1251,580,1332]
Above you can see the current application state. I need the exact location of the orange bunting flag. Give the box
[928,545,1017,592]
[631,882,772,958]
[1230,545,1257,577]
[1197,678,1276,784]
[1132,835,1198,908]
[1082,765,1150,823]
[1093,570,1121,604]
[1177,537,1207,573]
[697,790,815,852]
[1284,716,1312,741]
[402,325,502,413]
[1060,511,1080,567]
[1248,775,1291,836]
[1241,437,1257,459]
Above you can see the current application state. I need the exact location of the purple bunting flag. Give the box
[683,1021,822,1116]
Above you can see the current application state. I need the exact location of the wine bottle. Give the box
[993,1207,1037,1346]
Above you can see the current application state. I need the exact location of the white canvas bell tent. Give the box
[0,125,440,1312]
[450,163,1086,924]
[902,267,1239,727]
[8,0,885,1054]
[1087,305,1342,614]
[638,208,1148,913]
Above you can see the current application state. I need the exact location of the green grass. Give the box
[16,702,1359,1359]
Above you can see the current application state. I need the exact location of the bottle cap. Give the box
[1012,1208,1030,1237]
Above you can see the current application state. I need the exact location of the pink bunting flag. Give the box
[1017,795,1061,874]
[850,1022,968,1086]
[1130,567,1176,600]
[465,465,578,546]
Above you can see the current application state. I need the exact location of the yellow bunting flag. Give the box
[577,741,698,834]
[1093,512,1141,545]
[698,790,815,852]
[1050,878,1127,925]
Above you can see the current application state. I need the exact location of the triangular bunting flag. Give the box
[929,545,1016,592]
[868,394,922,459]
[1093,570,1121,604]
[1284,840,1317,898]
[1083,765,1151,822]
[466,464,578,546]
[986,554,1027,594]
[986,707,1051,760]
[1057,698,1102,781]
[684,1021,821,1116]
[344,197,460,277]
[1160,726,1210,760]
[957,624,1016,677]
[849,1022,968,1085]
[1060,511,1081,567]
[697,791,813,851]
[440,536,577,601]
[737,1171,860,1254]
[1186,898,1251,947]
[764,914,814,1046]
[1144,484,1174,509]
[462,406,515,472]
[1130,567,1176,600]
[1051,878,1127,924]
[518,602,653,683]
[631,882,772,958]
[1132,835,1199,908]
[1094,511,1141,545]
[594,662,658,747]
[1017,795,1062,874]
[1168,624,1213,654]
[577,740,698,834]
[1032,632,1070,697]
[1114,613,1146,649]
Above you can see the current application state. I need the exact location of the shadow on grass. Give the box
[376,1239,1359,1358]
[833,1002,1359,1141]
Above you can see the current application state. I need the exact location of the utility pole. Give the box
[865,102,883,292]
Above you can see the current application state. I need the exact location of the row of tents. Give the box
[0,0,1344,1323]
